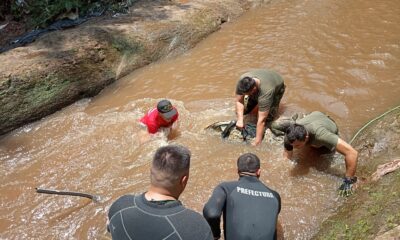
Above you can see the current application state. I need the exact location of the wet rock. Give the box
[372,139,388,154]
[375,225,400,240]
[0,0,266,135]
[371,159,400,182]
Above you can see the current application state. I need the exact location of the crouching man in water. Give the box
[274,111,358,196]
[107,145,213,240]
[235,69,286,146]
[139,99,179,143]
[203,153,281,240]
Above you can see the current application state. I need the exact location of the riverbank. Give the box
[313,106,400,239]
[0,0,266,135]
[1,0,399,238]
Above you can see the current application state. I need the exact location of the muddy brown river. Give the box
[1,0,399,239]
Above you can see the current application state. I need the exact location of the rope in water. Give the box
[350,104,400,144]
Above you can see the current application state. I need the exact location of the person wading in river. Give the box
[139,99,179,143]
[107,145,213,240]
[235,69,286,146]
[272,111,359,196]
[203,153,281,240]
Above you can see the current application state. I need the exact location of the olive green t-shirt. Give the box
[237,69,284,112]
[296,111,339,151]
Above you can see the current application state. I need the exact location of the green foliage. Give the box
[7,0,137,28]
[8,0,78,25]
[0,0,12,20]
[320,219,372,240]
[28,0,83,27]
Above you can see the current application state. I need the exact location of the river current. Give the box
[1,0,399,239]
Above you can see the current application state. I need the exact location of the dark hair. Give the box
[285,123,307,143]
[151,145,191,188]
[236,76,256,95]
[237,153,260,173]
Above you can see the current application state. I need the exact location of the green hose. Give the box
[350,104,400,144]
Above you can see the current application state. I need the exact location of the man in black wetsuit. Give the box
[107,145,213,240]
[203,153,281,240]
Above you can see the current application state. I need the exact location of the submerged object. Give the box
[205,118,295,145]
[205,113,301,144]
[205,120,256,142]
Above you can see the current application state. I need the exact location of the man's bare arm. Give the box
[235,95,245,129]
[252,110,268,146]
[335,138,358,177]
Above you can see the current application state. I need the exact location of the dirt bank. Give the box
[313,106,400,239]
[0,0,266,135]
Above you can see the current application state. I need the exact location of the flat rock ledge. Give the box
[0,0,267,135]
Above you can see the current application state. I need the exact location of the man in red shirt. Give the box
[140,99,179,135]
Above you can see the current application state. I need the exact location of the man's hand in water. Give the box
[236,119,244,129]
[251,139,261,146]
[338,177,357,197]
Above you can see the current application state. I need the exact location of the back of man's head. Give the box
[237,153,260,173]
[150,145,191,190]
[236,76,256,95]
[285,123,307,143]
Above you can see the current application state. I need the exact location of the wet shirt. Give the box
[236,69,285,112]
[140,108,178,134]
[284,111,339,151]
[203,176,281,240]
[108,193,213,240]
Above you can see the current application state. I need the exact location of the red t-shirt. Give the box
[140,108,179,134]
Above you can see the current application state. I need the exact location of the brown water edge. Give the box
[0,96,346,239]
[1,0,400,239]
[314,107,400,239]
[0,0,260,135]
